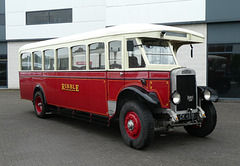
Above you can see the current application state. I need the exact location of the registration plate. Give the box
[177,112,196,121]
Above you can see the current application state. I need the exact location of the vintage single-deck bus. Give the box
[19,24,218,149]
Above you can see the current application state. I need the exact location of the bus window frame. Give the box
[21,52,32,71]
[142,39,178,66]
[88,41,106,71]
[33,51,43,70]
[107,37,125,71]
[56,47,69,71]
[125,38,148,70]
[71,45,87,71]
[43,49,55,71]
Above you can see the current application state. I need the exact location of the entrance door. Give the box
[0,59,7,87]
[107,40,125,117]
[0,42,7,88]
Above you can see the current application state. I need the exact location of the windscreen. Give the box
[142,38,176,65]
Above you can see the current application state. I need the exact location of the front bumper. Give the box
[154,106,206,131]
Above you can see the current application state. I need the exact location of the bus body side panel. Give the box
[84,71,108,116]
[40,72,58,105]
[41,71,87,111]
[19,71,34,100]
[107,71,125,101]
[149,71,171,109]
[107,71,125,116]
[41,71,108,116]
[124,71,149,88]
[124,71,171,109]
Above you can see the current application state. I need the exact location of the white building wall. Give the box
[5,0,207,88]
[106,0,205,26]
[7,41,33,89]
[175,24,207,86]
[6,0,106,40]
[106,0,207,85]
[6,0,106,88]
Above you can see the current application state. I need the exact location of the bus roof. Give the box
[19,23,204,52]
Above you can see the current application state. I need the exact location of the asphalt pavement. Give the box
[0,90,239,166]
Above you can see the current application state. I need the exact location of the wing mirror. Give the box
[190,44,193,58]
[127,41,134,51]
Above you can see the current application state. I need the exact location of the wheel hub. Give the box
[124,111,141,139]
[35,96,43,113]
[127,120,134,131]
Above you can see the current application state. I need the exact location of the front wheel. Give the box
[119,101,154,149]
[33,91,47,118]
[184,101,217,137]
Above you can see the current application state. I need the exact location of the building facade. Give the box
[1,0,240,99]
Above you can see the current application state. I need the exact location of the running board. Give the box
[56,108,110,126]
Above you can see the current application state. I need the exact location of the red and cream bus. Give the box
[19,24,218,149]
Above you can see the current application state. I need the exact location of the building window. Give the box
[44,50,54,70]
[109,41,122,69]
[49,9,72,23]
[89,43,105,70]
[26,8,72,25]
[72,45,86,70]
[57,48,69,70]
[208,44,240,98]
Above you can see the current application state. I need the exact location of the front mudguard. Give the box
[114,86,160,119]
[198,86,218,102]
[120,86,160,105]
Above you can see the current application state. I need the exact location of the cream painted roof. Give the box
[19,23,204,52]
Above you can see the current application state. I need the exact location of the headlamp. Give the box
[204,89,211,101]
[172,92,181,105]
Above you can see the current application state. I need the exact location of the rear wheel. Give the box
[119,101,154,149]
[184,101,217,137]
[33,91,47,118]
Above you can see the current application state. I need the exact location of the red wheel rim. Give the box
[124,111,141,139]
[35,96,42,114]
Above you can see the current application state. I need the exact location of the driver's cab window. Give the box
[127,39,145,68]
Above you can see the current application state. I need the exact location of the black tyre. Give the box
[33,91,47,118]
[119,101,154,149]
[184,101,217,137]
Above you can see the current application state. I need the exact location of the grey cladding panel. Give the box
[206,0,240,22]
[0,42,7,54]
[0,0,5,14]
[208,22,240,44]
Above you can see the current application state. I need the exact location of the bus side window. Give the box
[72,45,86,70]
[127,39,145,68]
[33,51,42,70]
[109,41,122,69]
[21,52,31,70]
[89,42,105,70]
[44,49,54,70]
[57,47,69,70]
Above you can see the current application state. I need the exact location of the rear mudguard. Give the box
[33,84,47,104]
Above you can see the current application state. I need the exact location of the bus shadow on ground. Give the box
[44,112,122,139]
[24,110,215,150]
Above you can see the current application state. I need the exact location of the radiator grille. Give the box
[176,75,196,111]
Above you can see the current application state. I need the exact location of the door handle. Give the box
[120,72,124,76]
